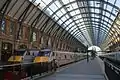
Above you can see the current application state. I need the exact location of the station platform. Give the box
[37,57,106,80]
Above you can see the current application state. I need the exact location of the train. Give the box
[5,49,87,79]
[99,52,120,62]
[8,49,86,66]
[8,49,40,63]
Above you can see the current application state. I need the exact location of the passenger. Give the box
[32,52,35,59]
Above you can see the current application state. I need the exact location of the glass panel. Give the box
[58,20,63,25]
[52,15,59,20]
[75,9,80,14]
[61,16,67,22]
[49,3,58,12]
[104,3,107,9]
[112,8,118,15]
[39,1,46,9]
[65,15,69,18]
[94,1,100,7]
[90,1,94,6]
[106,5,113,12]
[79,19,83,22]
[72,3,78,9]
[65,20,70,25]
[69,19,73,23]
[55,1,62,8]
[75,20,79,23]
[116,0,120,7]
[56,11,64,17]
[77,15,82,18]
[106,12,110,17]
[69,26,77,32]
[70,11,76,16]
[62,0,69,4]
[95,9,100,13]
[94,14,99,18]
[108,0,115,5]
[45,8,53,15]
[111,15,115,21]
[61,8,66,14]
[70,0,75,2]
[41,0,52,5]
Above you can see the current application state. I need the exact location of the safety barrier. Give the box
[104,59,120,80]
[0,62,57,80]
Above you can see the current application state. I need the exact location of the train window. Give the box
[65,55,67,59]
[109,54,115,57]
[52,52,55,56]
[38,51,51,56]
[70,55,72,58]
[26,52,30,55]
[29,50,39,56]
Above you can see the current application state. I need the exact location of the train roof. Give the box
[41,49,51,52]
[15,49,40,51]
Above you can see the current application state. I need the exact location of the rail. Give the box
[103,58,120,80]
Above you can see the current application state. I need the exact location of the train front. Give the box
[8,49,26,63]
[34,49,51,63]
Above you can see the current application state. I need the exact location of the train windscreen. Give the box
[14,50,25,56]
[38,51,51,56]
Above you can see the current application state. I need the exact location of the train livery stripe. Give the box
[34,57,49,63]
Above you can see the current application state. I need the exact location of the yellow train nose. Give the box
[34,57,49,63]
[8,56,22,62]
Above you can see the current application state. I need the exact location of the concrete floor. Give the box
[37,58,106,80]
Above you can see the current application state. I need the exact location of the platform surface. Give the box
[37,57,106,80]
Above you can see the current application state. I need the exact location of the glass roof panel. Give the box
[55,1,62,8]
[56,11,63,17]
[61,16,67,22]
[72,3,78,9]
[45,8,53,15]
[49,3,58,12]
[70,11,76,16]
[61,0,70,4]
[61,8,66,14]
[58,20,63,25]
[106,5,113,12]
[116,0,120,7]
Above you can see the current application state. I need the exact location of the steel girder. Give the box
[43,0,119,13]
[41,0,119,46]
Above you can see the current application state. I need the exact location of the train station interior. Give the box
[0,0,120,80]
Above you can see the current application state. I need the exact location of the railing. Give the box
[103,59,120,80]
[0,62,57,80]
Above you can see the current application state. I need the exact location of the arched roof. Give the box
[30,0,120,46]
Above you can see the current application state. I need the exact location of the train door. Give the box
[1,42,12,62]
[23,50,34,63]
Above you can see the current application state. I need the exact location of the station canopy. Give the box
[29,0,120,47]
